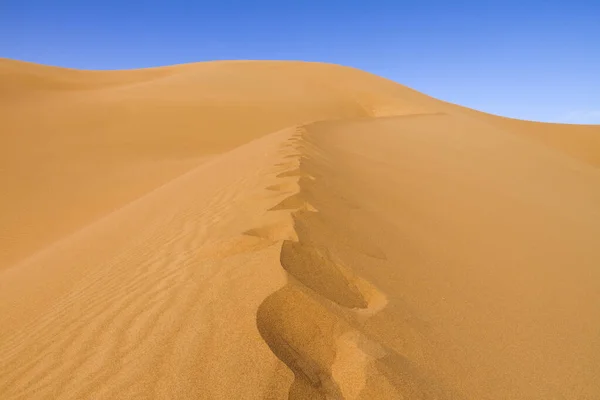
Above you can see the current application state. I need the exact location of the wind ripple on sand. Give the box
[0,130,300,399]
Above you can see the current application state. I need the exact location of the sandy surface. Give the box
[1,58,599,399]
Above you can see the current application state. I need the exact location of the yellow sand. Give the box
[1,58,599,399]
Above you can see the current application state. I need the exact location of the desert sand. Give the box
[1,58,599,399]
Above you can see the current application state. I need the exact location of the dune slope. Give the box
[1,59,600,399]
[0,58,441,270]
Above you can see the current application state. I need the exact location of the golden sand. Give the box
[1,58,599,399]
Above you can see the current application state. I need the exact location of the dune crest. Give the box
[253,127,451,399]
[1,59,600,399]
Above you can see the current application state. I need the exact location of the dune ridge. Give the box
[1,59,600,399]
[251,125,454,399]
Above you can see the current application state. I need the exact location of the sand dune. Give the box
[1,59,599,399]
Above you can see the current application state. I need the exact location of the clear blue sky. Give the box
[2,0,599,123]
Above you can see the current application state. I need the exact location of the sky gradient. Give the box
[2,0,599,123]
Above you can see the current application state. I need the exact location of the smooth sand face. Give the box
[1,59,599,399]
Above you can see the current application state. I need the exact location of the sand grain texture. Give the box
[1,59,600,399]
